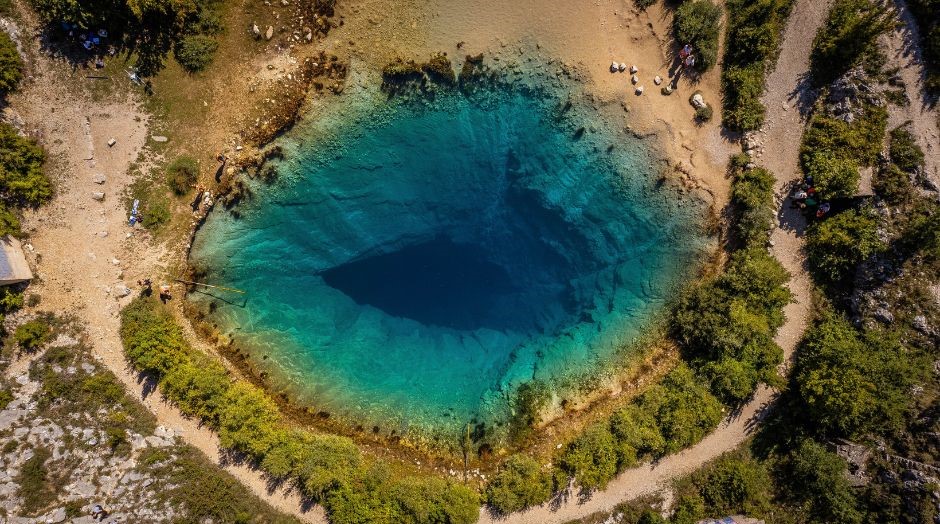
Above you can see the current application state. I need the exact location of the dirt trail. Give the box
[483,1,829,522]
[3,14,324,523]
[883,0,940,186]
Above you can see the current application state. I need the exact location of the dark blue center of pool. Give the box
[190,90,703,433]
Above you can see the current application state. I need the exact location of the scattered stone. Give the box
[151,135,168,143]
[265,26,274,40]
[661,85,673,95]
[635,86,644,95]
[874,307,895,324]
[91,192,105,201]
[251,23,261,37]
[610,61,619,73]
[107,138,116,147]
[92,174,106,184]
[653,75,662,85]
[97,231,109,238]
[114,284,131,298]
[691,93,706,109]
[631,74,639,85]
[618,62,626,72]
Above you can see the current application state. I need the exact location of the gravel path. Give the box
[883,0,940,187]
[483,2,830,522]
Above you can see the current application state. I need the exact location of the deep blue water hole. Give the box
[190,90,705,434]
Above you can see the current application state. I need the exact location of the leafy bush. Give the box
[559,424,619,491]
[806,208,882,286]
[165,155,199,194]
[780,440,862,523]
[672,249,790,404]
[729,156,775,248]
[673,1,723,71]
[120,296,479,523]
[635,364,723,453]
[0,32,23,95]
[803,152,860,198]
[800,104,888,170]
[14,319,52,350]
[0,203,21,237]
[795,312,922,437]
[16,446,53,515]
[693,453,772,517]
[0,388,13,410]
[888,125,925,173]
[873,163,912,204]
[0,123,52,207]
[141,196,171,230]
[484,455,552,514]
[809,0,894,86]
[174,34,219,73]
[634,0,657,8]
[694,104,713,122]
[721,0,795,131]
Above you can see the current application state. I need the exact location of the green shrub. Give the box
[165,155,199,194]
[873,163,912,204]
[634,0,656,8]
[0,388,13,409]
[722,64,766,131]
[0,202,21,237]
[729,159,775,248]
[609,404,667,466]
[0,122,52,207]
[888,125,925,173]
[804,152,860,198]
[781,440,862,523]
[694,453,772,516]
[800,104,888,170]
[806,208,882,286]
[673,1,723,71]
[484,455,553,514]
[141,196,171,230]
[795,312,923,437]
[174,34,218,73]
[559,424,619,491]
[694,104,714,122]
[17,446,53,515]
[809,0,894,86]
[0,32,23,94]
[14,319,51,350]
[721,0,795,131]
[636,364,723,453]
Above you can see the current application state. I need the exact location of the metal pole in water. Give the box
[174,278,246,294]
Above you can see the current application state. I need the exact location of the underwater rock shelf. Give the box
[189,90,705,435]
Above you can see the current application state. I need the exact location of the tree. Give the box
[810,0,894,86]
[782,440,863,523]
[673,1,723,70]
[165,155,199,194]
[0,123,52,207]
[695,454,772,516]
[0,32,23,94]
[806,208,882,286]
[804,152,860,199]
[559,424,619,491]
[484,455,552,514]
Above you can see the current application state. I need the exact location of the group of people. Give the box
[137,278,173,303]
[789,175,833,219]
[678,44,696,70]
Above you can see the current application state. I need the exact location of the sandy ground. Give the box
[2,13,324,523]
[325,0,737,204]
[479,1,830,522]
[883,0,940,186]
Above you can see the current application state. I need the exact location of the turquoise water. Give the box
[189,89,706,435]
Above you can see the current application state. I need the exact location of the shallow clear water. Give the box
[190,89,705,434]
